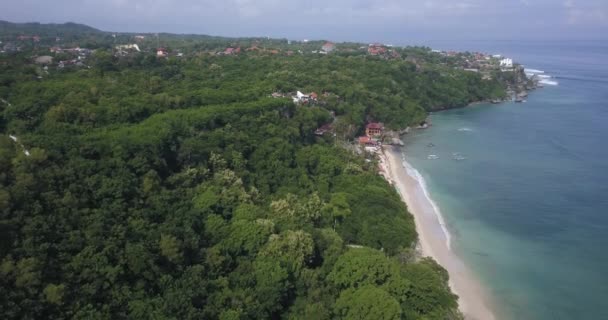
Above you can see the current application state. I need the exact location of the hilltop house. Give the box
[500,58,513,68]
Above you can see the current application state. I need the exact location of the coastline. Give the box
[380,145,497,320]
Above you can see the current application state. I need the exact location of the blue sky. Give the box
[1,0,607,43]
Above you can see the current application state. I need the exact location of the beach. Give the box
[381,145,496,320]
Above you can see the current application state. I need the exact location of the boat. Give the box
[452,152,466,161]
[427,154,439,160]
[427,143,435,147]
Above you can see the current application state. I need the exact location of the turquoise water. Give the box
[402,42,608,319]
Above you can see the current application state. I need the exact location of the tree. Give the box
[159,234,182,264]
[324,192,351,230]
[333,286,402,320]
[328,247,395,289]
[43,284,66,305]
[260,230,314,274]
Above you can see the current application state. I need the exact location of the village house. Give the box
[157,48,168,57]
[34,56,53,65]
[315,123,333,136]
[293,91,318,104]
[365,122,384,137]
[368,43,387,56]
[322,42,335,53]
[222,47,241,55]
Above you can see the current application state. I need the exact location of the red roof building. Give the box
[322,42,336,53]
[365,122,384,137]
[358,136,377,146]
[367,43,388,56]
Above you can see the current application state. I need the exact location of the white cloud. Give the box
[1,0,607,40]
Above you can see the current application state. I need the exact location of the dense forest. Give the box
[0,22,518,319]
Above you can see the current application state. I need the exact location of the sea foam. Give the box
[539,79,559,86]
[401,156,452,250]
[524,68,545,74]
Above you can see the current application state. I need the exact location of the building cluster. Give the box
[1,42,20,53]
[17,35,41,42]
[429,49,517,78]
[358,122,384,147]
[115,44,141,56]
[366,43,400,59]
[56,47,92,68]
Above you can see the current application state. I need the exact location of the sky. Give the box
[1,0,607,44]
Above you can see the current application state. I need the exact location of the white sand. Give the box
[383,146,497,320]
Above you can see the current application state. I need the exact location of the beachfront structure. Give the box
[358,136,377,146]
[366,122,384,137]
[500,58,513,68]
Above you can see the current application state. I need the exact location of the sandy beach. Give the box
[381,145,497,320]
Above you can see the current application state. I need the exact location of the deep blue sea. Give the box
[401,41,608,319]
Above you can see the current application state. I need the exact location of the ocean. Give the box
[399,41,608,319]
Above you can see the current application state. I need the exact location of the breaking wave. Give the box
[401,156,452,250]
[539,79,559,86]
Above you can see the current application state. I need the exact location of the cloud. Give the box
[1,0,607,40]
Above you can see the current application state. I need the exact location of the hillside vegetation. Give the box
[0,22,516,319]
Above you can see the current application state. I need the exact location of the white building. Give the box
[115,44,141,52]
[500,58,513,68]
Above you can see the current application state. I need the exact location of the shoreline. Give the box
[380,145,497,320]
